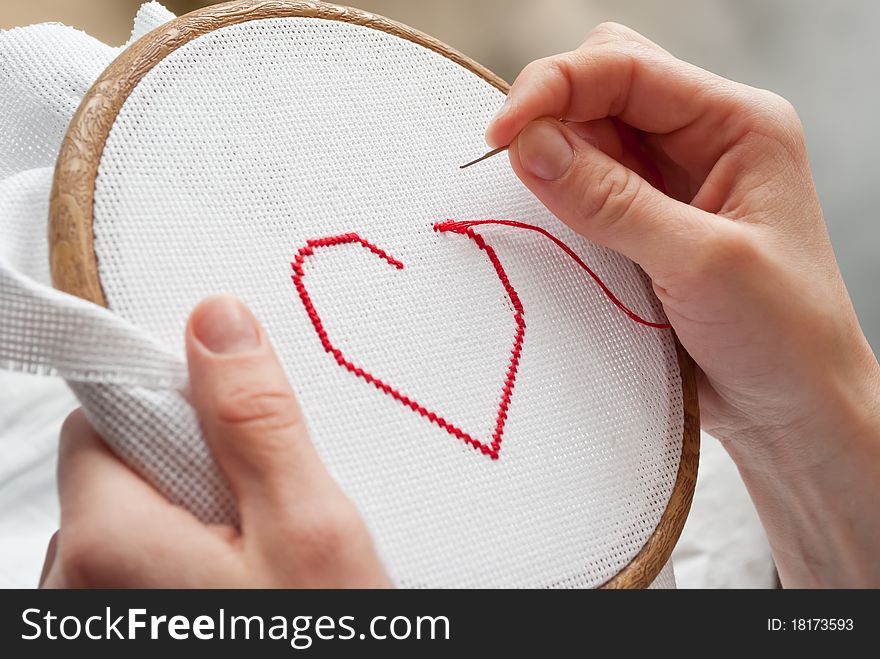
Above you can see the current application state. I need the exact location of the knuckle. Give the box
[515,54,581,113]
[585,22,656,54]
[746,89,807,152]
[520,54,570,92]
[520,55,553,79]
[763,91,801,126]
[588,21,629,43]
[586,164,644,232]
[694,227,762,279]
[215,385,303,436]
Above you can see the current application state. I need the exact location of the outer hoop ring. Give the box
[48,0,699,588]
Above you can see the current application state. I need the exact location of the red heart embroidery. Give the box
[291,227,525,460]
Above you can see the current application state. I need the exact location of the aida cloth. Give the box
[0,4,682,588]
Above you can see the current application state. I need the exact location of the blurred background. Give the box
[2,0,879,349]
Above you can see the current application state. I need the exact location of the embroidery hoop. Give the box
[47,0,700,588]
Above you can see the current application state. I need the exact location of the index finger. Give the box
[485,31,745,152]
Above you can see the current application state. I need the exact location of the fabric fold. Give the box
[0,3,183,389]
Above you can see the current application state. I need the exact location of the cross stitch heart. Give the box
[291,226,525,460]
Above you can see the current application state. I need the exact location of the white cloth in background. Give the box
[0,0,180,588]
[0,2,774,588]
[672,433,775,588]
[0,372,74,587]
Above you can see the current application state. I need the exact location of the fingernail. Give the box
[192,296,260,354]
[517,121,573,181]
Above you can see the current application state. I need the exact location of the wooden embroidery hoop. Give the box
[48,0,700,588]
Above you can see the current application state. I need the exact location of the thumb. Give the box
[185,296,336,528]
[508,118,712,278]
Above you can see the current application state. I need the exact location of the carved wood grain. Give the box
[48,0,699,589]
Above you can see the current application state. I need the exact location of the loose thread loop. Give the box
[433,219,671,329]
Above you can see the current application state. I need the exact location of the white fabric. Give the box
[0,0,233,521]
[672,432,776,588]
[0,3,177,588]
[0,3,707,588]
[647,562,676,589]
[88,16,682,588]
[0,371,75,587]
[0,5,184,388]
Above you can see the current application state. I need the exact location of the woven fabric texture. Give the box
[91,16,683,588]
[0,4,186,388]
[0,5,683,587]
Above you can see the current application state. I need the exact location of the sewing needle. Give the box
[459,145,509,169]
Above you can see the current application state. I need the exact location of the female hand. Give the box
[41,296,389,588]
[488,23,880,587]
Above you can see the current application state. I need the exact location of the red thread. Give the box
[292,219,667,459]
[432,220,671,329]
[291,231,525,460]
